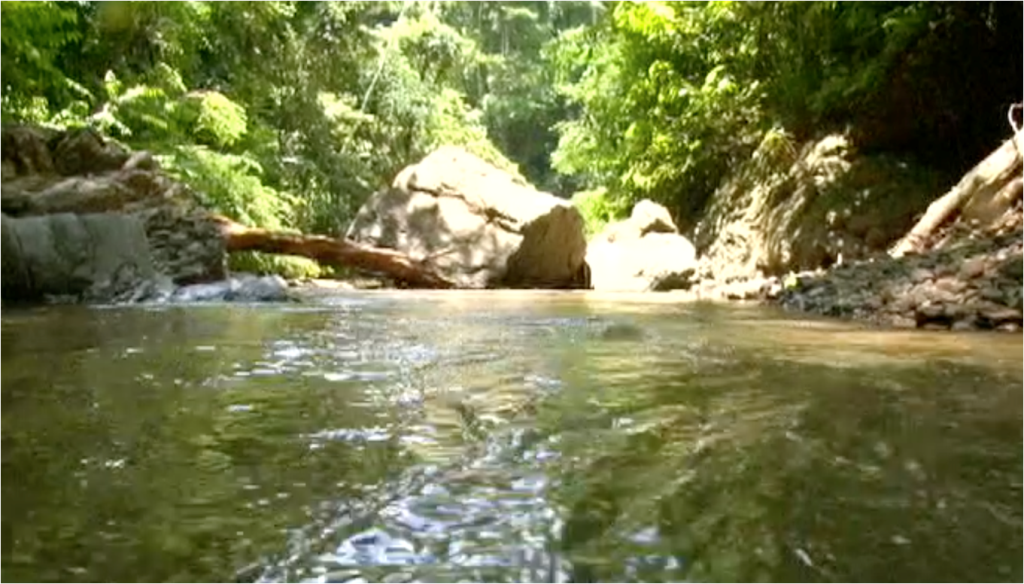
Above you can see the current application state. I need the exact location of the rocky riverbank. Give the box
[3,123,1020,333]
[773,228,1022,331]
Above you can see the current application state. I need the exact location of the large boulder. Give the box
[1,212,157,302]
[587,199,698,292]
[347,147,588,289]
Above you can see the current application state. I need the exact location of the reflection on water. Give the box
[2,293,1021,583]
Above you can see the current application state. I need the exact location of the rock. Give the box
[586,199,696,292]
[1,125,57,176]
[958,257,988,279]
[694,133,946,279]
[951,319,977,331]
[976,305,1023,327]
[169,274,292,303]
[1,126,229,303]
[909,268,934,283]
[229,274,290,302]
[587,231,697,292]
[596,199,678,245]
[0,214,32,300]
[172,280,237,303]
[631,199,678,235]
[51,127,129,176]
[5,169,179,216]
[773,223,1022,332]
[933,276,967,295]
[347,147,587,289]
[122,151,159,172]
[997,255,1023,280]
[891,315,918,329]
[1,212,156,303]
[142,206,227,285]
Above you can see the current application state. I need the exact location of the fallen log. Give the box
[210,214,455,289]
[890,131,1023,258]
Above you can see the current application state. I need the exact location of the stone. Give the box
[596,199,678,244]
[169,275,294,303]
[977,305,1023,326]
[954,257,987,278]
[890,315,918,329]
[997,255,1023,280]
[950,319,977,331]
[979,286,1005,302]
[629,199,678,237]
[694,133,946,278]
[228,274,291,302]
[347,147,587,289]
[909,268,934,283]
[1,125,56,176]
[1,212,156,303]
[760,133,1023,332]
[51,127,129,176]
[0,214,31,300]
[587,231,698,292]
[122,151,159,172]
[172,280,236,303]
[589,198,700,293]
[142,207,227,285]
[933,276,967,295]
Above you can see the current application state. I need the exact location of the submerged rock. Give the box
[599,322,647,341]
[347,146,588,289]
[170,274,291,303]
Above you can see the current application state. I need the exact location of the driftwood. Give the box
[210,214,455,289]
[890,131,1023,257]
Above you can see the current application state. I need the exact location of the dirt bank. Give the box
[688,131,1023,332]
[770,134,1022,331]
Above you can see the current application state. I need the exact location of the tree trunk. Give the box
[890,131,1023,258]
[211,215,455,289]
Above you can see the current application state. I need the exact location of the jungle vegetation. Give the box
[3,1,1020,243]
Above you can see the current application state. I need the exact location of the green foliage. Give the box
[2,1,595,242]
[4,0,1016,279]
[228,252,322,280]
[185,91,248,148]
[0,1,82,122]
[549,0,1022,223]
[550,2,767,220]
[571,187,628,237]
[158,147,294,230]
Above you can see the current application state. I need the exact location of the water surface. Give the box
[2,292,1021,582]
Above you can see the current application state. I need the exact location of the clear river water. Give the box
[2,291,1021,583]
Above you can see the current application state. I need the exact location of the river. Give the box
[2,291,1021,582]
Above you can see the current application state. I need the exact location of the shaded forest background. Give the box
[3,1,1020,269]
